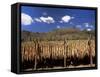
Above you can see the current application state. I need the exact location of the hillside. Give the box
[21,28,95,42]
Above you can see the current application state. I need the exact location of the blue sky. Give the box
[21,6,95,32]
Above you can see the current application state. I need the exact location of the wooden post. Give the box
[33,39,38,70]
[33,40,36,70]
[34,55,37,70]
[49,43,52,59]
[64,39,66,67]
[88,35,93,66]
[51,44,53,59]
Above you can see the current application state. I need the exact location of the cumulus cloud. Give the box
[21,13,33,25]
[90,25,94,29]
[84,23,94,31]
[34,18,42,22]
[83,23,94,31]
[84,23,89,27]
[87,28,92,31]
[57,25,60,29]
[40,16,55,24]
[60,15,74,23]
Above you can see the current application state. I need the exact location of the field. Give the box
[20,6,96,72]
[21,39,95,71]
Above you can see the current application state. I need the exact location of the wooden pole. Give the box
[34,55,37,70]
[88,34,93,66]
[33,39,38,70]
[64,39,66,67]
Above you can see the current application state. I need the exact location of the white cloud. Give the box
[21,13,33,25]
[84,23,94,30]
[60,15,73,23]
[40,16,55,24]
[87,28,92,31]
[76,25,83,30]
[34,18,42,22]
[84,23,89,27]
[84,23,94,31]
[90,25,94,28]
[57,25,60,29]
